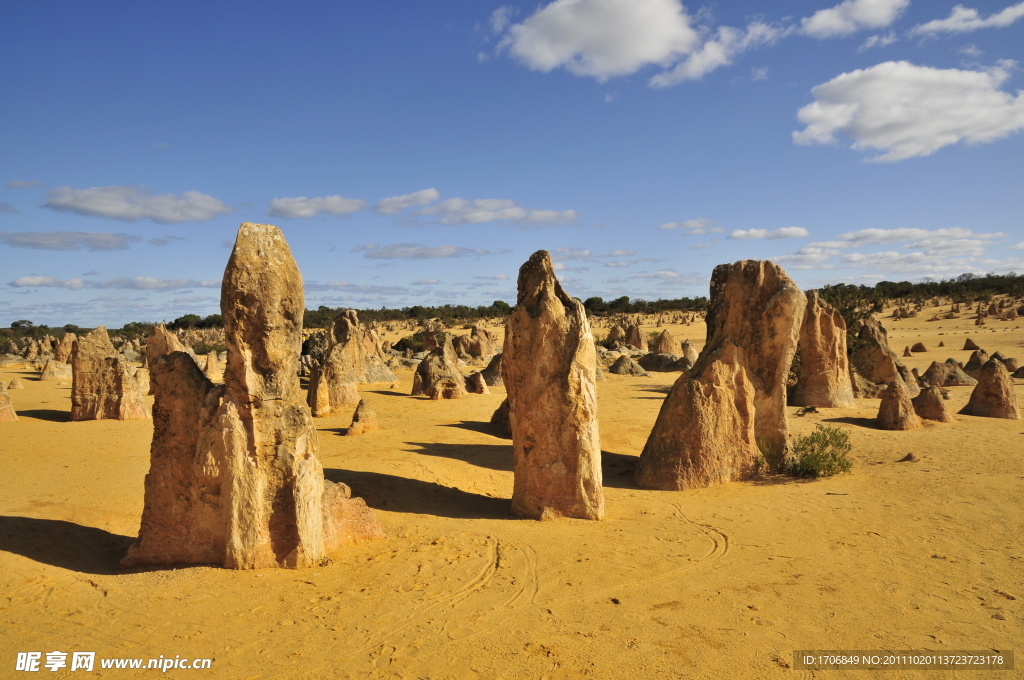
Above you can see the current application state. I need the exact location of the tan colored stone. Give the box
[790,289,855,408]
[651,328,679,355]
[465,371,490,394]
[912,385,953,423]
[130,367,150,395]
[680,339,699,364]
[346,399,379,436]
[911,342,927,352]
[0,381,16,421]
[308,310,397,417]
[963,338,980,350]
[480,353,503,387]
[876,379,923,430]
[202,351,223,382]
[54,333,76,363]
[504,250,603,520]
[624,323,648,351]
[607,326,625,343]
[959,359,1019,419]
[411,335,468,400]
[637,260,806,490]
[39,359,72,382]
[453,324,499,358]
[850,316,919,398]
[490,398,512,438]
[922,360,976,387]
[122,222,383,571]
[7,377,26,389]
[903,346,913,357]
[963,350,989,379]
[70,328,150,421]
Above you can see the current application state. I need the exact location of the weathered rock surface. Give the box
[876,379,923,430]
[789,289,855,408]
[465,371,490,394]
[609,355,650,376]
[636,260,806,490]
[122,222,383,571]
[503,250,603,520]
[70,328,150,421]
[39,359,72,382]
[959,359,1020,419]
[850,316,919,398]
[346,399,379,436]
[637,353,686,372]
[0,381,16,421]
[130,367,150,395]
[480,353,503,386]
[308,310,397,417]
[912,385,953,422]
[607,325,625,343]
[412,335,468,400]
[963,338,980,351]
[911,342,927,352]
[963,350,989,379]
[903,346,913,357]
[624,323,648,351]
[651,329,679,355]
[54,333,76,363]
[490,398,512,438]
[7,377,26,389]
[202,351,223,382]
[922,360,977,387]
[680,339,699,364]
[453,324,499,359]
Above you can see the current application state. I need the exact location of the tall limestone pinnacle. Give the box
[122,223,383,570]
[503,250,604,520]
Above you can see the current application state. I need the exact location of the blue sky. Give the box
[2,0,1023,327]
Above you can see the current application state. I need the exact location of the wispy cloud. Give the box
[729,226,808,239]
[418,197,579,226]
[351,243,490,259]
[0,230,142,251]
[911,2,1024,35]
[658,218,722,235]
[6,180,46,189]
[801,0,909,38]
[44,185,233,223]
[9,275,220,290]
[267,195,367,218]
[0,203,18,214]
[375,188,440,215]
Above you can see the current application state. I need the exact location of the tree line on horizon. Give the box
[3,272,1021,347]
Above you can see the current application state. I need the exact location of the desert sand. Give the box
[2,311,1022,679]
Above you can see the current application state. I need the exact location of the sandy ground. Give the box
[1,310,1022,679]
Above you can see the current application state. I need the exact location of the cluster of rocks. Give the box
[122,222,383,570]
[306,309,396,416]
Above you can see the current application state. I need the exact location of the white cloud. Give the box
[374,188,441,215]
[6,180,46,189]
[0,230,142,251]
[751,67,769,81]
[351,243,490,259]
[801,0,909,38]
[858,32,897,51]
[648,22,783,87]
[835,226,1002,246]
[959,44,983,56]
[657,217,723,235]
[793,61,1024,162]
[474,274,510,280]
[774,246,842,269]
[0,203,18,213]
[491,5,515,33]
[304,281,408,294]
[688,241,716,250]
[412,278,440,285]
[553,247,592,260]
[418,197,579,226]
[44,185,232,223]
[9,276,219,290]
[499,0,699,81]
[911,2,1024,35]
[267,195,367,218]
[1009,241,1024,250]
[729,226,809,240]
[604,249,636,256]
[605,260,631,267]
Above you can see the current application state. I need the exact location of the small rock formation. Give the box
[790,290,855,408]
[54,333,76,363]
[991,351,1018,373]
[39,359,73,382]
[963,338,980,351]
[121,222,383,570]
[912,385,953,423]
[146,323,189,361]
[922,360,977,387]
[346,399,379,435]
[903,346,913,357]
[453,324,499,358]
[959,359,1020,419]
[202,351,223,382]
[490,398,512,438]
[465,371,491,394]
[624,323,648,351]
[911,342,927,352]
[637,353,686,372]
[503,250,603,520]
[70,328,150,421]
[651,328,679,355]
[963,350,989,379]
[850,316,919,398]
[0,381,16,421]
[609,355,650,376]
[938,340,945,347]
[308,310,397,416]
[975,316,985,326]
[130,367,150,395]
[680,339,699,364]
[1013,365,1024,379]
[876,379,923,430]
[480,353,503,386]
[412,335,468,400]
[636,260,806,490]
[7,377,26,389]
[607,325,625,343]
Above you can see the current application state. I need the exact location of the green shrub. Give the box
[786,425,853,478]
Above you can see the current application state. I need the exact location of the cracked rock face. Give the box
[503,250,604,521]
[636,260,806,491]
[850,316,919,399]
[790,290,855,409]
[70,327,150,421]
[959,359,1020,420]
[411,335,468,400]
[307,309,395,417]
[122,223,383,570]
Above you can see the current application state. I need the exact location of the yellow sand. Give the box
[1,310,1021,679]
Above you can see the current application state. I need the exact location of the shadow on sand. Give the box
[324,468,512,520]
[16,409,70,422]
[0,515,133,575]
[405,441,512,472]
[821,416,878,429]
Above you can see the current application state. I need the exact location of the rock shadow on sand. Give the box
[323,468,512,520]
[0,516,134,575]
[822,415,883,429]
[406,441,513,472]
[15,409,71,422]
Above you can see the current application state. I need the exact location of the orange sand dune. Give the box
[1,311,1021,678]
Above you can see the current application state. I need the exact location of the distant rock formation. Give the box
[850,316,919,398]
[911,342,927,352]
[490,398,511,438]
[307,310,397,416]
[6,377,26,389]
[912,385,953,423]
[922,360,976,387]
[680,339,699,364]
[54,333,76,363]
[963,350,989,379]
[876,379,923,430]
[651,328,679,355]
[503,250,603,520]
[70,328,150,421]
[609,355,650,376]
[0,381,16,421]
[412,335,468,400]
[346,399,379,436]
[959,359,1019,419]
[789,290,855,408]
[121,222,383,570]
[636,260,806,490]
[963,338,980,351]
[39,359,72,382]
[624,323,648,351]
[480,353,503,386]
[453,324,499,358]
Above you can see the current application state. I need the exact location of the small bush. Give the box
[755,438,787,475]
[786,425,853,478]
